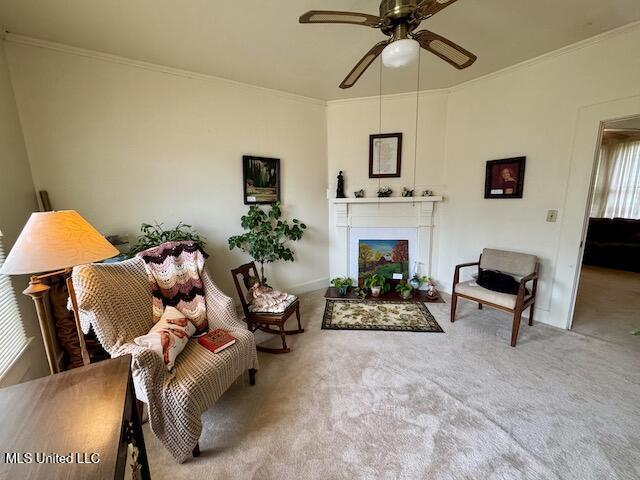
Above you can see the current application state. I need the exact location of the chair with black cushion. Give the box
[451,248,539,347]
[231,262,303,354]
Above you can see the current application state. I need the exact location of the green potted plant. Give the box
[331,276,353,296]
[364,273,389,297]
[228,202,306,285]
[128,222,206,258]
[409,274,429,290]
[395,281,413,299]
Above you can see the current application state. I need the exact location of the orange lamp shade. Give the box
[0,210,119,275]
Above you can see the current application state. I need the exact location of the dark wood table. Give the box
[0,355,150,480]
[324,287,444,303]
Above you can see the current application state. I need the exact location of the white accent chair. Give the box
[451,248,539,347]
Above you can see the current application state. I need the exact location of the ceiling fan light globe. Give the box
[381,39,420,68]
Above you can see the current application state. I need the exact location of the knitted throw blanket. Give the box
[137,241,209,334]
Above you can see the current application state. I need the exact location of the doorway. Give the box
[571,115,640,348]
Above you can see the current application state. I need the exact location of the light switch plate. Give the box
[546,210,558,222]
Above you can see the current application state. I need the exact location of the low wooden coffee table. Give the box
[324,287,444,303]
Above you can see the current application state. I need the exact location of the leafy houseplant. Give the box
[331,276,354,296]
[128,222,206,258]
[409,274,429,290]
[395,282,413,299]
[364,273,390,297]
[228,202,306,284]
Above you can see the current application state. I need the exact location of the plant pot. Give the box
[409,279,421,290]
[400,290,412,300]
[338,285,349,296]
[371,286,382,297]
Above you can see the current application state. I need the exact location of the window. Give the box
[0,231,29,378]
[591,139,640,219]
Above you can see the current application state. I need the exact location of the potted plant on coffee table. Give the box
[395,282,413,300]
[364,273,389,298]
[331,276,354,297]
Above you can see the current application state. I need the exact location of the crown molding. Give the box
[450,20,640,93]
[327,88,450,106]
[328,20,640,104]
[5,19,640,105]
[3,33,327,106]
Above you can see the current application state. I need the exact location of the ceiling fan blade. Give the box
[340,41,389,89]
[299,10,383,27]
[412,30,477,69]
[414,0,459,19]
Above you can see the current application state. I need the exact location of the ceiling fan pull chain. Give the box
[378,56,383,208]
[412,49,421,207]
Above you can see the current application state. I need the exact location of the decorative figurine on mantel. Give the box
[402,187,414,197]
[377,187,393,197]
[422,189,433,197]
[336,171,346,198]
[354,189,365,198]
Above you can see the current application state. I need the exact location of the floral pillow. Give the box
[134,306,195,370]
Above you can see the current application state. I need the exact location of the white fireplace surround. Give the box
[329,196,443,285]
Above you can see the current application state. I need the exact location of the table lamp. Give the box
[0,210,118,375]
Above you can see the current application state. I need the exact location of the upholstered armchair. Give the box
[71,257,259,463]
[451,248,539,347]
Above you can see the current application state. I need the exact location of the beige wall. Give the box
[5,41,329,299]
[327,91,448,198]
[0,39,48,386]
[328,23,640,328]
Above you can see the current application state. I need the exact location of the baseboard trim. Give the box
[286,277,329,296]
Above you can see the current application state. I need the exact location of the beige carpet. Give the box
[144,290,640,479]
[572,265,640,349]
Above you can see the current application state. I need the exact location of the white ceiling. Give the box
[0,0,639,100]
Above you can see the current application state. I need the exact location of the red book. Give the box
[198,329,236,353]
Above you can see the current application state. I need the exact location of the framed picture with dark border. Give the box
[369,133,402,178]
[484,157,526,199]
[243,155,280,204]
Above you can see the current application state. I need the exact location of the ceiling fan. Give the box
[299,0,477,89]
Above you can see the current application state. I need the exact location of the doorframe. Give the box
[550,95,640,330]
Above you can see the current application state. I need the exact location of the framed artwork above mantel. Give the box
[369,133,402,178]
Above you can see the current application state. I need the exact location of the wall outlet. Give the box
[546,210,558,222]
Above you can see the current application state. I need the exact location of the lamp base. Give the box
[23,276,58,375]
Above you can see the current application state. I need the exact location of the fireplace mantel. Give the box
[329,196,442,281]
[330,196,443,205]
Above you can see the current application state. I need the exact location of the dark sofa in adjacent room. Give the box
[583,217,640,272]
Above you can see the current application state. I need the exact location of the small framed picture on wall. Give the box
[484,157,526,199]
[369,133,402,178]
[243,155,280,204]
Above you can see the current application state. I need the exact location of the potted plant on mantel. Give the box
[330,276,353,297]
[364,273,390,297]
[228,202,306,285]
[395,282,413,300]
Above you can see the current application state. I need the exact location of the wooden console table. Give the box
[0,355,150,480]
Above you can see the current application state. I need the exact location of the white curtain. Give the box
[590,139,640,219]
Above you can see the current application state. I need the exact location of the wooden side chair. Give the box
[231,262,304,354]
[451,248,539,347]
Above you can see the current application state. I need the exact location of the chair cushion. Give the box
[248,294,297,313]
[480,248,537,277]
[455,280,517,309]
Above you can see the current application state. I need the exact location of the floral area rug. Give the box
[322,299,444,333]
